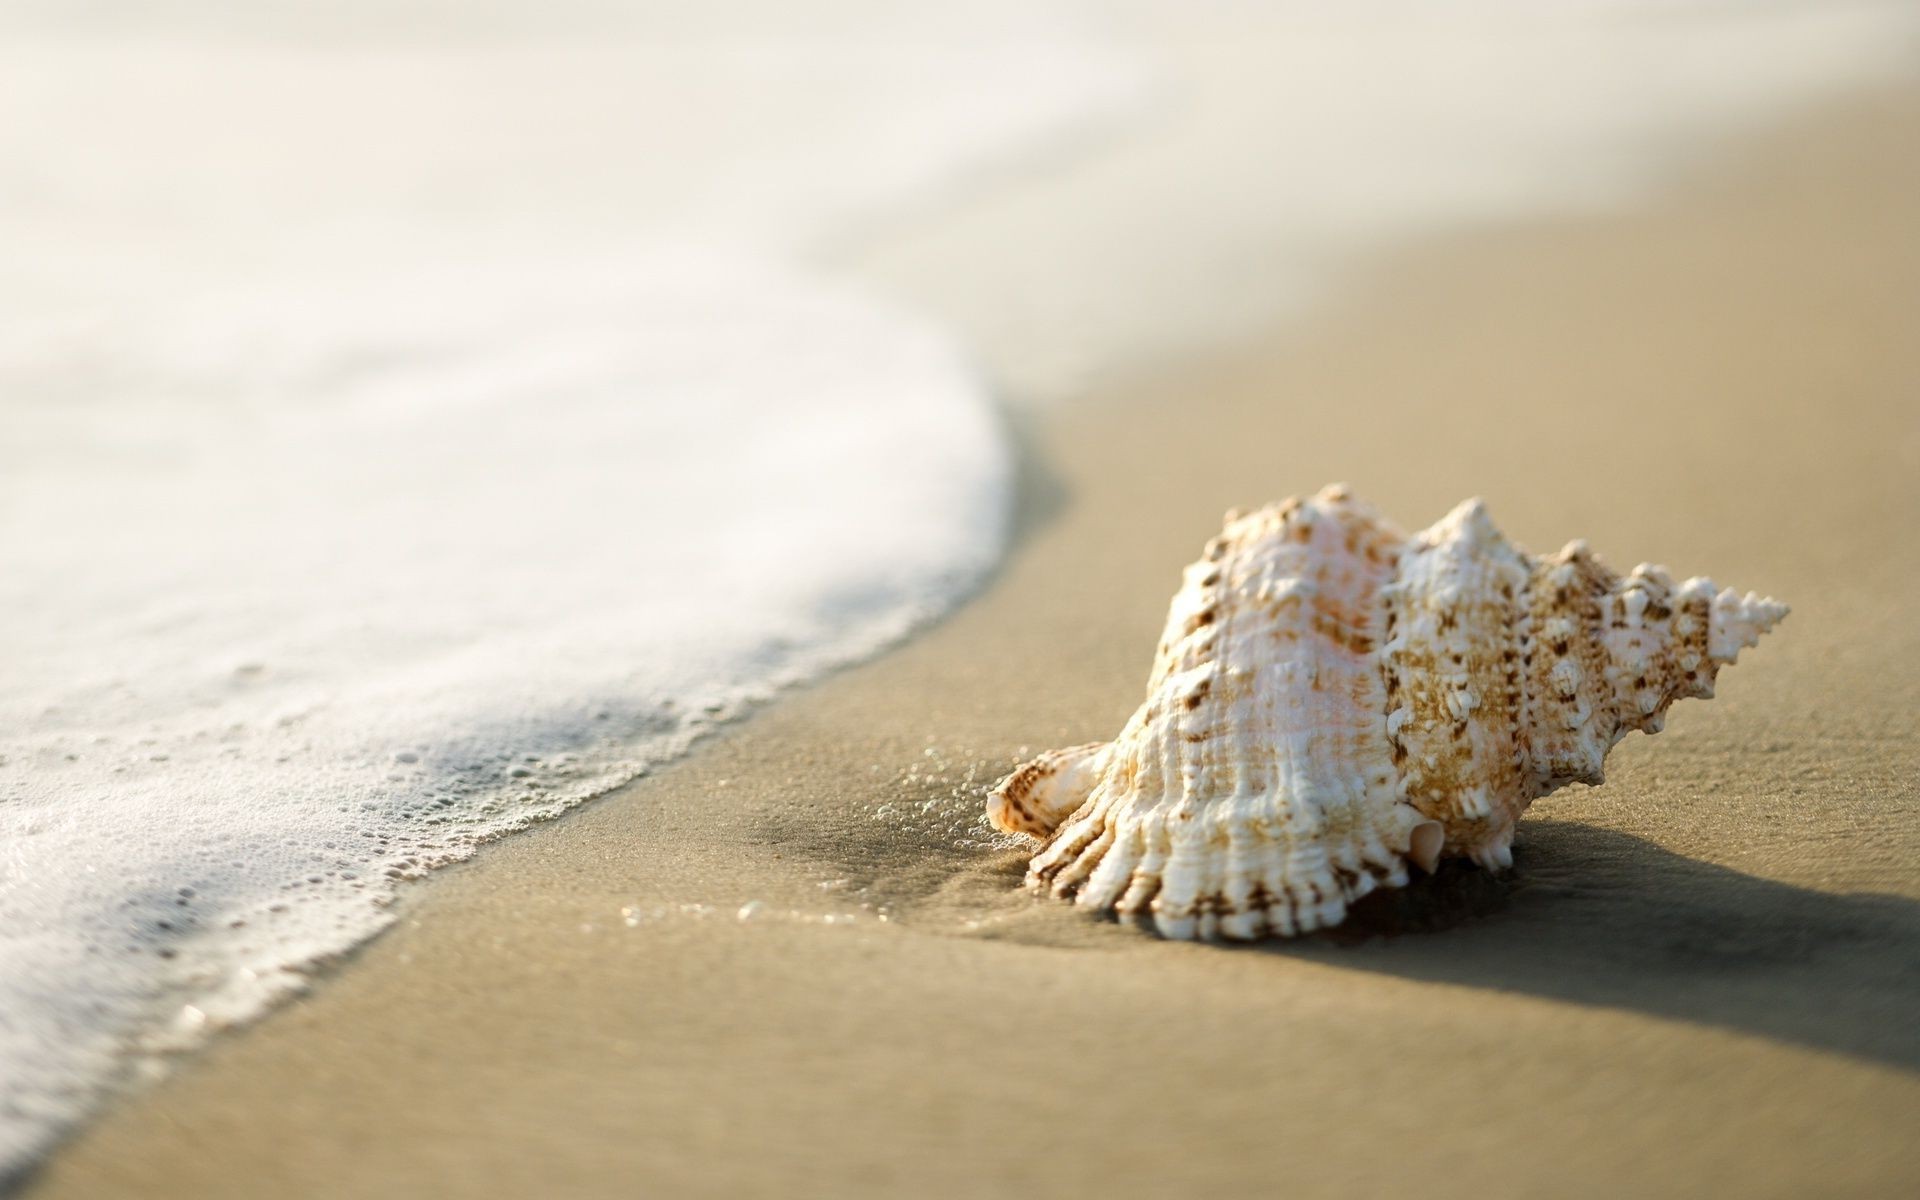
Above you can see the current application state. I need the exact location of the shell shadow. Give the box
[756,781,1919,1072]
[1274,821,1920,1072]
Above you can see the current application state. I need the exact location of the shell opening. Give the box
[986,742,1109,838]
[1408,820,1445,874]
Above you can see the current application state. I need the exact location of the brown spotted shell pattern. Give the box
[986,485,1787,941]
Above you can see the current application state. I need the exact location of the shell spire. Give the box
[1705,586,1791,664]
[985,487,1787,940]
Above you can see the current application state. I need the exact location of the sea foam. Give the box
[0,253,1022,1176]
[0,18,1137,1179]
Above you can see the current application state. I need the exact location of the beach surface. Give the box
[26,84,1920,1199]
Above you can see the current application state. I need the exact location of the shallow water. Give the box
[0,13,1134,1177]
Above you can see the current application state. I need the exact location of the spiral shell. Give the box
[986,485,1787,940]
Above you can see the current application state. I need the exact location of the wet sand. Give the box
[26,85,1920,1199]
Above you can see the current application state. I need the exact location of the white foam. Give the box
[0,250,1023,1175]
[0,15,1138,1179]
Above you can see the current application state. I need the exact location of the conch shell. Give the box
[986,485,1786,940]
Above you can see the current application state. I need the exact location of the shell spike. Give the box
[1470,834,1515,872]
[1555,539,1593,563]
[1436,495,1498,541]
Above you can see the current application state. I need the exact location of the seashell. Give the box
[986,484,1787,940]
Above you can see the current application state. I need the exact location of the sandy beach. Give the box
[23,79,1920,1200]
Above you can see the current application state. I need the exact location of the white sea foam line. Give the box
[0,24,1140,1180]
[0,252,1017,1178]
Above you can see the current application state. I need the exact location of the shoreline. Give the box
[25,80,1920,1198]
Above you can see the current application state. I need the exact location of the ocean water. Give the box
[851,1,1920,399]
[0,11,1138,1180]
[4,0,1918,1184]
